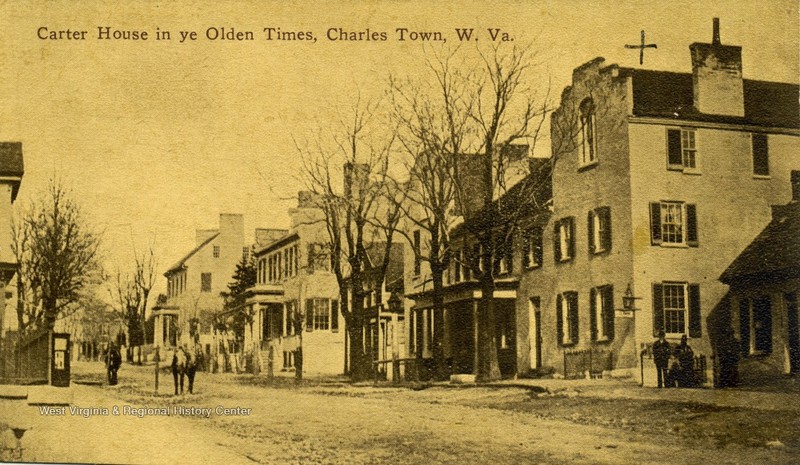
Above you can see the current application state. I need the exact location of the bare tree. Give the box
[465,44,551,382]
[109,246,156,364]
[388,47,477,380]
[12,180,101,332]
[299,95,400,382]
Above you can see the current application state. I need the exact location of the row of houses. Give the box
[153,21,799,385]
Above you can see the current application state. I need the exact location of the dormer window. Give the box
[579,98,597,168]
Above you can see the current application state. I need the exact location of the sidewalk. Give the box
[492,377,800,412]
[0,382,255,464]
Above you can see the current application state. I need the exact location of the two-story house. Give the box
[153,213,246,362]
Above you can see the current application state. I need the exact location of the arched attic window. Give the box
[579,97,597,167]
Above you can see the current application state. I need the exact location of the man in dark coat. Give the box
[171,347,187,395]
[675,335,695,387]
[185,345,199,394]
[653,330,672,388]
[106,343,122,386]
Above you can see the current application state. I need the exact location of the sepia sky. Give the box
[0,0,797,297]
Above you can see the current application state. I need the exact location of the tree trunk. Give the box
[348,312,371,381]
[476,235,501,382]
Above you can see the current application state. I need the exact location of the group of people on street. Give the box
[171,344,202,395]
[653,331,696,388]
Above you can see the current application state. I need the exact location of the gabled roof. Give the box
[364,242,405,292]
[621,68,800,129]
[720,202,800,285]
[165,232,219,275]
[253,232,300,257]
[451,158,553,238]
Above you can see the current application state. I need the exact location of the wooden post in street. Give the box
[154,346,160,394]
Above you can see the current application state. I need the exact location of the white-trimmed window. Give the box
[522,227,543,269]
[557,291,579,346]
[579,98,597,167]
[588,207,611,254]
[554,217,575,262]
[200,273,212,293]
[649,201,698,247]
[667,128,699,172]
[304,298,339,332]
[652,282,701,337]
[590,285,615,342]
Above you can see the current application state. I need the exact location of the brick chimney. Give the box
[689,18,744,117]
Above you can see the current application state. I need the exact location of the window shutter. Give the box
[590,287,598,341]
[752,133,769,176]
[603,285,615,341]
[688,284,701,338]
[650,203,662,245]
[307,244,315,273]
[686,204,698,247]
[567,217,576,260]
[601,207,612,251]
[305,299,314,332]
[568,292,579,344]
[507,236,514,273]
[522,233,531,268]
[330,300,339,332]
[738,298,750,355]
[556,294,564,345]
[587,210,595,254]
[534,231,543,267]
[553,222,561,262]
[652,283,664,336]
[667,129,682,166]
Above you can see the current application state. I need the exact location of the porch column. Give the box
[473,300,479,375]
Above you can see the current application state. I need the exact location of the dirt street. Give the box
[2,361,797,464]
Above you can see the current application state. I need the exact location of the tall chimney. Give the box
[689,18,744,117]
[712,17,720,45]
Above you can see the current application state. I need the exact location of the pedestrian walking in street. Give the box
[186,345,199,394]
[653,330,672,388]
[105,343,122,386]
[675,335,695,387]
[172,346,187,395]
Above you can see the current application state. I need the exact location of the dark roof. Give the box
[622,69,800,129]
[0,142,24,200]
[165,232,219,275]
[620,68,800,129]
[254,232,299,256]
[452,158,553,238]
[720,202,800,285]
[364,242,405,293]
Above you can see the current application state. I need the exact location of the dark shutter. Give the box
[507,236,514,273]
[752,133,769,176]
[601,207,612,251]
[331,300,339,332]
[305,299,314,332]
[603,285,615,341]
[568,292,579,344]
[686,204,698,247]
[588,210,596,254]
[739,298,750,355]
[522,233,531,268]
[688,284,701,337]
[652,283,664,336]
[667,129,682,166]
[590,287,598,341]
[553,221,561,262]
[556,294,564,345]
[650,203,662,245]
[307,244,315,273]
[567,217,575,261]
[534,229,543,267]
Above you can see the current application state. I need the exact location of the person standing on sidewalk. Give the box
[653,331,672,388]
[186,345,198,394]
[171,347,187,395]
[675,335,695,387]
[105,343,122,386]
